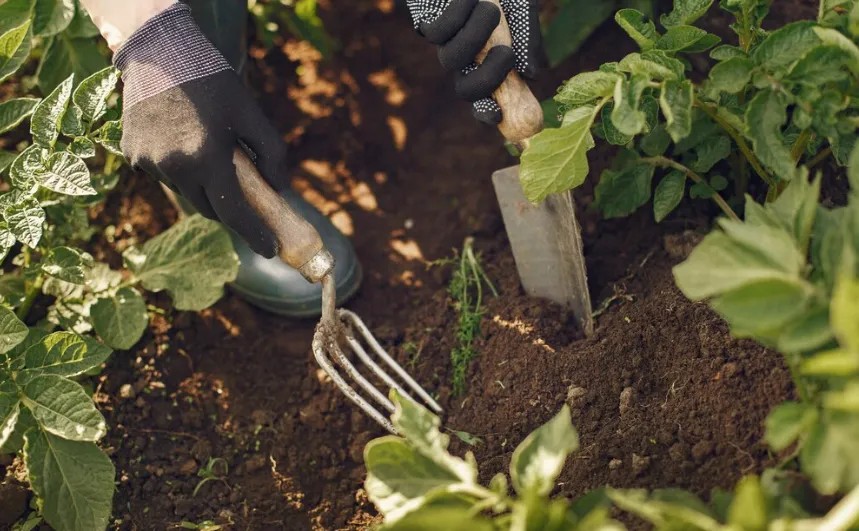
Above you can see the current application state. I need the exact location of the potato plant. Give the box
[363,0,859,528]
[520,0,859,220]
[366,391,859,529]
[0,2,240,530]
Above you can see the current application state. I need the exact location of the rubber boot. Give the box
[167,0,362,316]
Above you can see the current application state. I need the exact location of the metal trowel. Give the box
[479,0,594,336]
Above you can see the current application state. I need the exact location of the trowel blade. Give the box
[492,165,594,336]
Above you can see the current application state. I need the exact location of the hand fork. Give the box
[232,148,442,435]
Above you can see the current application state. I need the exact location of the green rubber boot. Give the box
[173,0,362,316]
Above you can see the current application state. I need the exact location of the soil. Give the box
[0,0,821,530]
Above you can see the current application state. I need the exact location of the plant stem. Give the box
[641,156,741,222]
[17,274,44,322]
[695,98,777,189]
[808,147,833,170]
[791,130,813,163]
[793,485,859,531]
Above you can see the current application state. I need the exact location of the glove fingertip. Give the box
[472,101,502,126]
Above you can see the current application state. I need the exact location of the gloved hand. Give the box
[407,0,541,124]
[115,2,288,258]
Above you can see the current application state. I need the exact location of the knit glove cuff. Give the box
[113,3,231,109]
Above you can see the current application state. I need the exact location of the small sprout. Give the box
[447,429,483,446]
[193,457,229,497]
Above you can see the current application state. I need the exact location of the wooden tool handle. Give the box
[476,0,544,147]
[233,148,332,282]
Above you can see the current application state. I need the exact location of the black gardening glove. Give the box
[115,3,288,258]
[408,0,541,124]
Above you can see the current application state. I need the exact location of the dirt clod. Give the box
[619,387,634,416]
[632,454,651,476]
[566,386,587,409]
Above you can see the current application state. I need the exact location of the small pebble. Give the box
[179,459,198,475]
[609,458,623,470]
[118,384,135,400]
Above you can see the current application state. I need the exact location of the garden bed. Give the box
[0,0,819,529]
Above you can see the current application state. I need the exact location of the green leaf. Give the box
[800,412,859,495]
[41,246,93,284]
[611,75,648,137]
[618,53,680,80]
[728,476,767,531]
[37,151,96,196]
[654,171,686,222]
[787,46,852,85]
[709,57,755,93]
[0,379,20,448]
[812,27,859,75]
[0,98,40,134]
[520,105,599,203]
[37,33,109,95]
[0,150,16,174]
[594,163,654,219]
[660,0,714,27]
[68,136,96,158]
[9,145,46,195]
[849,131,859,192]
[91,287,148,350]
[803,349,859,376]
[33,0,76,37]
[123,214,240,311]
[24,428,114,531]
[65,1,100,38]
[21,374,106,441]
[831,273,859,350]
[751,21,821,72]
[710,44,747,60]
[673,227,802,301]
[0,19,31,83]
[60,104,83,136]
[391,391,478,483]
[777,306,834,353]
[640,123,672,156]
[710,279,810,337]
[615,9,658,51]
[608,488,719,529]
[0,305,28,353]
[92,120,122,155]
[22,332,112,377]
[5,197,45,249]
[72,66,120,124]
[510,405,578,497]
[543,1,614,66]
[0,274,27,308]
[745,89,797,181]
[364,437,475,522]
[555,72,620,106]
[692,135,731,173]
[660,80,694,142]
[31,74,73,148]
[766,401,819,452]
[602,103,633,146]
[379,505,493,531]
[825,381,859,412]
[655,26,719,53]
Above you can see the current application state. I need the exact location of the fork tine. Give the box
[340,310,444,413]
[312,328,397,434]
[325,332,396,413]
[345,335,418,405]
